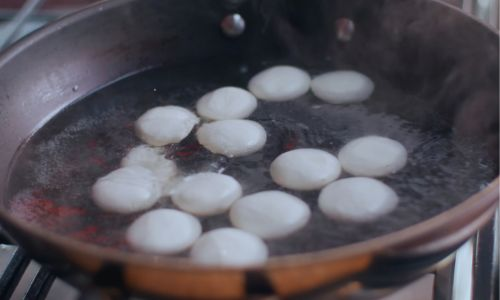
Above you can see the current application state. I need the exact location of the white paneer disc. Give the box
[248,66,311,101]
[196,120,267,157]
[171,172,242,216]
[135,106,199,146]
[318,177,398,222]
[121,145,177,195]
[338,136,407,177]
[126,209,201,254]
[196,87,258,120]
[92,166,160,214]
[190,228,268,267]
[311,70,374,104]
[229,191,310,239]
[270,149,342,191]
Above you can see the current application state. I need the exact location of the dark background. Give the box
[2,0,461,10]
[2,0,98,10]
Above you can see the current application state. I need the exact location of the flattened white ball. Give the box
[270,149,341,191]
[190,228,268,267]
[196,120,267,157]
[311,70,374,104]
[248,65,311,101]
[230,191,310,239]
[92,166,160,214]
[196,87,258,120]
[318,177,398,222]
[121,145,177,195]
[172,172,242,216]
[338,136,407,177]
[126,209,201,254]
[135,106,199,146]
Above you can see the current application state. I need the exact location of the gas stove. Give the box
[0,1,498,299]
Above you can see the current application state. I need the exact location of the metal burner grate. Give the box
[0,1,497,300]
[0,245,77,300]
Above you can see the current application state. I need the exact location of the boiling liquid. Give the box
[6,59,495,255]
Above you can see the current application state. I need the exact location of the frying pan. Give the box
[0,0,498,299]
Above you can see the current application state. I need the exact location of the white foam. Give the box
[121,144,177,196]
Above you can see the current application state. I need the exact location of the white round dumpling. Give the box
[171,172,242,216]
[318,177,398,222]
[311,70,374,104]
[196,120,267,157]
[196,87,258,120]
[121,145,177,195]
[270,149,341,191]
[92,166,160,214]
[126,209,201,254]
[338,136,407,177]
[190,228,268,267]
[229,191,310,239]
[248,65,311,101]
[135,105,199,146]
[121,145,176,179]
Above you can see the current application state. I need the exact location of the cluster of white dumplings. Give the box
[91,65,408,266]
[270,136,406,223]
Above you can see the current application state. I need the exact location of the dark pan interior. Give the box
[1,0,498,257]
[5,60,496,256]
